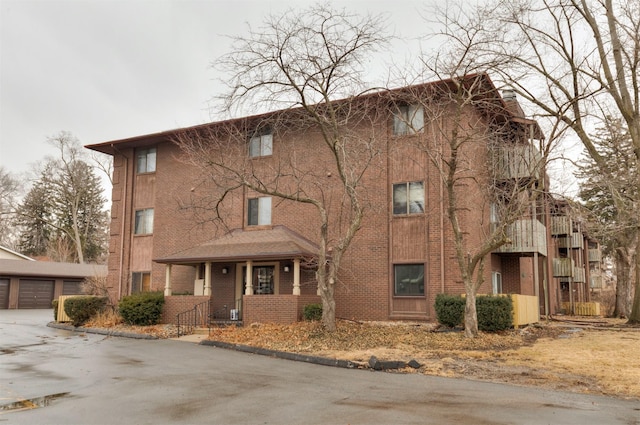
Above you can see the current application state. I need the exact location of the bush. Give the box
[64,296,108,327]
[434,294,514,332]
[476,295,513,332]
[303,303,323,321]
[118,291,165,326]
[434,294,465,327]
[52,299,59,321]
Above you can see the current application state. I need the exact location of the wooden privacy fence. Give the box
[510,294,539,328]
[465,294,540,328]
[561,302,601,316]
[56,295,82,322]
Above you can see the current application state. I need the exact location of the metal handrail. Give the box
[176,300,211,337]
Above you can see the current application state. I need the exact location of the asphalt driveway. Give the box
[1,309,638,424]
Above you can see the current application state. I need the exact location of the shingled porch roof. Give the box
[154,225,319,265]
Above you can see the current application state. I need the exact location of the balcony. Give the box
[590,275,603,289]
[588,249,602,262]
[492,143,542,181]
[557,232,584,249]
[551,216,572,236]
[493,219,547,256]
[573,266,586,283]
[553,257,575,277]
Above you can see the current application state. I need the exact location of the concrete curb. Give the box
[201,340,360,369]
[47,322,158,340]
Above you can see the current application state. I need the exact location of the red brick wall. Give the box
[102,87,549,323]
[162,295,211,325]
[243,294,321,325]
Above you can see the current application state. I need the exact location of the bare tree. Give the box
[0,166,21,248]
[16,132,109,263]
[175,5,390,331]
[395,73,547,337]
[577,118,638,317]
[432,0,640,323]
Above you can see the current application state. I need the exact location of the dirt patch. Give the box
[206,318,640,400]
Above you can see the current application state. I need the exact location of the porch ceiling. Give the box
[154,225,319,265]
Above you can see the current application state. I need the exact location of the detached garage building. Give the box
[0,248,107,309]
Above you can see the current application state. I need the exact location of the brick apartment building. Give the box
[86,73,601,324]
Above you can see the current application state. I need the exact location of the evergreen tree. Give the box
[16,132,109,263]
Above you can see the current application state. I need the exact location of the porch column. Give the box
[292,258,301,295]
[204,262,212,296]
[245,260,254,295]
[164,264,172,296]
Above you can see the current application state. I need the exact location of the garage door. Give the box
[63,280,83,295]
[18,280,54,309]
[0,279,8,309]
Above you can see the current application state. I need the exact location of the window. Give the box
[247,197,271,226]
[393,182,424,215]
[394,264,424,296]
[249,132,273,158]
[393,104,424,135]
[492,271,502,294]
[136,147,156,173]
[134,208,154,234]
[131,272,151,293]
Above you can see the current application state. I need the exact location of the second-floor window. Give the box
[393,104,424,135]
[249,133,273,158]
[134,208,154,234]
[137,147,157,173]
[248,197,271,226]
[393,181,425,215]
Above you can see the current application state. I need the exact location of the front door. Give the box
[236,263,280,298]
[253,266,274,294]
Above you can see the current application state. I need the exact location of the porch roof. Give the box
[154,225,319,265]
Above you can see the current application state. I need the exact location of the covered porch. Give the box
[155,226,321,325]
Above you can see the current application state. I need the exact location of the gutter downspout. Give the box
[112,144,129,301]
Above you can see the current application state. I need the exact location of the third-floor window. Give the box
[136,147,156,173]
[249,132,273,158]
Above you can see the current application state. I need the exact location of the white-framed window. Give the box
[492,271,503,294]
[247,197,271,226]
[394,264,425,296]
[393,104,424,135]
[131,271,151,293]
[393,181,425,215]
[134,208,154,235]
[136,147,157,173]
[249,132,273,158]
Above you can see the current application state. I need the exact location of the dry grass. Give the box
[207,319,640,400]
[83,309,180,338]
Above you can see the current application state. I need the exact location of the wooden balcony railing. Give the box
[557,232,584,249]
[573,266,586,283]
[553,258,575,277]
[588,249,602,262]
[551,216,572,236]
[492,143,542,180]
[493,219,547,256]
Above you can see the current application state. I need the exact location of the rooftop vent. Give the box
[503,89,517,101]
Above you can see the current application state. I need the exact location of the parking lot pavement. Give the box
[2,309,640,425]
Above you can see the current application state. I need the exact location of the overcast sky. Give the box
[0,0,432,181]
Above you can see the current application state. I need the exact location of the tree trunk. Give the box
[613,249,631,318]
[464,290,478,338]
[628,237,640,323]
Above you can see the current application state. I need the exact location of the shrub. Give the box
[118,291,165,326]
[52,299,59,321]
[434,294,465,327]
[477,295,513,332]
[64,296,108,327]
[434,294,514,332]
[303,303,323,321]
